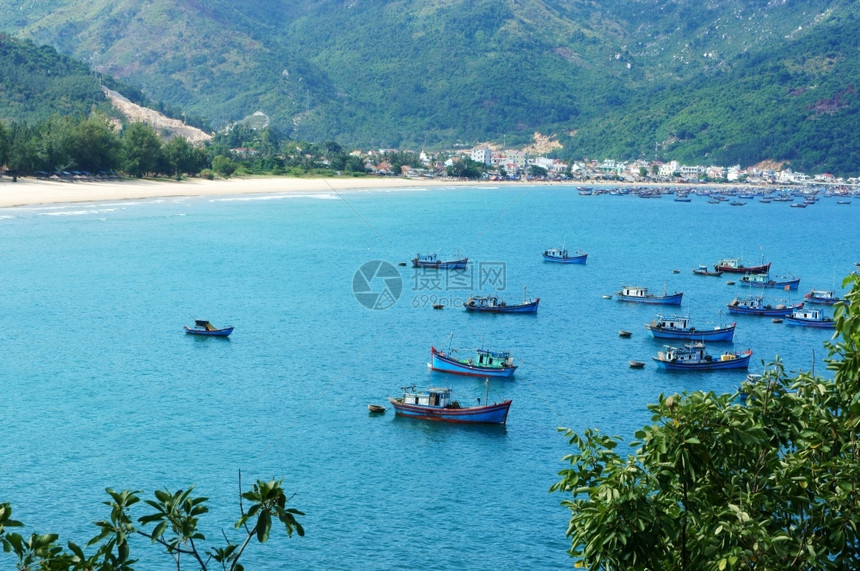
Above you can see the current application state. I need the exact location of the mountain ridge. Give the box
[1,1,858,175]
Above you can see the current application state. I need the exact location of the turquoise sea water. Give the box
[1,185,857,569]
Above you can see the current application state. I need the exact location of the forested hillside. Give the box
[1,1,858,175]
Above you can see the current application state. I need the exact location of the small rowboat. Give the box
[629,361,645,369]
[184,320,234,337]
[368,404,387,414]
[619,330,632,338]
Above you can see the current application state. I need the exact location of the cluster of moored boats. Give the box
[382,245,593,423]
[618,256,848,371]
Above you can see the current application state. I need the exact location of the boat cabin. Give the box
[401,387,452,408]
[414,253,438,264]
[476,348,514,368]
[791,308,825,321]
[741,273,770,284]
[715,258,740,269]
[649,315,690,330]
[194,320,217,331]
[467,295,504,308]
[620,286,649,297]
[807,289,837,301]
[544,247,567,258]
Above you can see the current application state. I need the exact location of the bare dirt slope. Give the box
[102,87,212,144]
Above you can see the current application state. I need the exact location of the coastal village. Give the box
[362,146,860,187]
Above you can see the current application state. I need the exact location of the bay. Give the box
[0,185,856,569]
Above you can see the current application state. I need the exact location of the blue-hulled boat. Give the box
[184,320,234,337]
[804,289,842,305]
[645,314,736,342]
[739,272,800,290]
[388,385,511,424]
[653,342,752,371]
[464,290,539,313]
[542,246,587,264]
[412,253,468,269]
[785,308,836,328]
[430,346,517,378]
[616,285,683,305]
[727,295,802,316]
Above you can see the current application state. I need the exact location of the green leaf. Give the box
[256,510,271,543]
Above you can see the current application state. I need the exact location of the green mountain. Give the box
[1,1,858,175]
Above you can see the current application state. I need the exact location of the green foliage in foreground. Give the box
[0,476,304,570]
[553,273,860,570]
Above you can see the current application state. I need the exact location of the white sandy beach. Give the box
[0,175,493,209]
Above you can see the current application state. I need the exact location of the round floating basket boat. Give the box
[629,361,645,369]
[368,404,386,414]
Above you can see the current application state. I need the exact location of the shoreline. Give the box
[0,174,840,209]
[0,175,485,209]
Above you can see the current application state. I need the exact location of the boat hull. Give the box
[464,299,540,313]
[616,293,683,305]
[184,326,234,337]
[412,257,468,269]
[646,323,736,342]
[430,350,516,378]
[693,269,723,276]
[716,262,771,274]
[739,278,800,290]
[726,304,799,317]
[785,317,836,328]
[543,253,587,264]
[653,352,751,370]
[388,398,511,424]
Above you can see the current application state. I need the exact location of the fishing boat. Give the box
[615,285,683,305]
[727,295,802,316]
[542,246,587,264]
[738,272,800,290]
[184,320,234,337]
[388,384,511,424]
[653,342,752,371]
[411,252,468,269]
[464,288,539,313]
[837,200,851,205]
[692,264,724,277]
[804,289,843,305]
[645,314,736,342]
[429,346,517,378]
[785,308,836,329]
[714,258,771,274]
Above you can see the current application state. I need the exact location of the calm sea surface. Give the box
[1,185,856,569]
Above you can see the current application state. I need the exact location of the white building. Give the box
[470,147,493,165]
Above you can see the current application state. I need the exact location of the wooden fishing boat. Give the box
[785,308,836,329]
[739,272,800,290]
[542,246,587,264]
[616,285,683,305]
[653,342,752,371]
[645,314,736,342]
[726,296,802,317]
[412,252,468,269]
[388,385,511,424]
[430,346,517,378]
[692,264,723,276]
[464,289,539,313]
[184,320,234,337]
[714,258,771,274]
[804,289,842,305]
